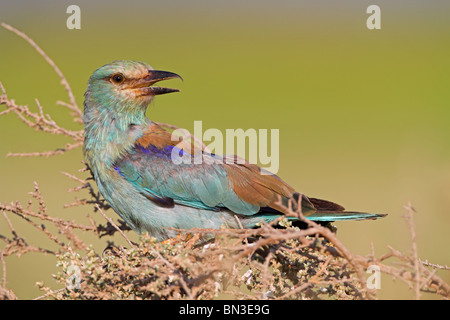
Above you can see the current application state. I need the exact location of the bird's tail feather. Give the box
[305,211,386,222]
[245,211,386,228]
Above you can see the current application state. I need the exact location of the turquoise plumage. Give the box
[83,60,385,241]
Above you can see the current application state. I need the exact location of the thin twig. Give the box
[403,202,421,300]
[95,204,134,249]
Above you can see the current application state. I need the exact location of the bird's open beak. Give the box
[139,70,182,96]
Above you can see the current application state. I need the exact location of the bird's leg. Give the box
[161,233,194,246]
[184,233,201,249]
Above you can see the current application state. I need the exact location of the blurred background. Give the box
[0,0,449,299]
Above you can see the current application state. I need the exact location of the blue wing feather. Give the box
[115,143,260,214]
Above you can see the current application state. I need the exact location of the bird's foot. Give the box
[161,233,201,248]
[161,233,185,245]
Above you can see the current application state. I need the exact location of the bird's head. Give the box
[85,60,181,113]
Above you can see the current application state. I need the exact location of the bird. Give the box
[83,60,386,242]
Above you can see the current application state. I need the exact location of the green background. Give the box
[1,0,449,299]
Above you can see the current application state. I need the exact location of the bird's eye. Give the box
[111,73,125,84]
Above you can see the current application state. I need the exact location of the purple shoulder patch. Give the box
[137,144,186,158]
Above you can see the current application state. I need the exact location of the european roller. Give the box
[83,60,385,241]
